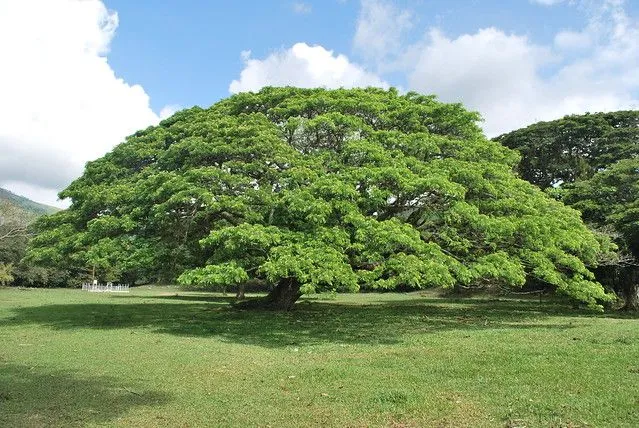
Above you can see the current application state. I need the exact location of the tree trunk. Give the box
[233,278,301,311]
[235,282,246,300]
[622,283,639,311]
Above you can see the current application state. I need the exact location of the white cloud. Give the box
[356,0,639,136]
[229,43,388,93]
[409,28,552,105]
[353,0,413,67]
[292,2,312,15]
[407,28,558,136]
[160,105,182,120]
[554,29,592,49]
[0,0,162,207]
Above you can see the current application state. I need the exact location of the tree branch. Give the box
[0,226,29,241]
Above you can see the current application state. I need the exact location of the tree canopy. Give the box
[494,111,639,189]
[28,87,612,309]
[496,110,639,310]
[563,158,639,309]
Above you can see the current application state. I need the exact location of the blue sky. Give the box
[105,0,592,112]
[105,0,362,110]
[1,0,638,206]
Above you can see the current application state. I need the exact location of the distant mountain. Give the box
[0,188,59,226]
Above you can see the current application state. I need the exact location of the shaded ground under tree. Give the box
[4,292,637,348]
[0,363,169,427]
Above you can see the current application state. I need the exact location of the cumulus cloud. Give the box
[229,43,388,93]
[0,0,163,207]
[407,29,554,135]
[554,30,593,50]
[159,105,183,120]
[355,0,639,136]
[353,0,413,67]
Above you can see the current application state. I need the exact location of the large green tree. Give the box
[495,110,639,310]
[563,159,639,310]
[28,87,612,310]
[494,111,639,189]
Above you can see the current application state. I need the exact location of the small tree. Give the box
[0,263,14,286]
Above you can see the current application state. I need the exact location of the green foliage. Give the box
[28,87,612,308]
[177,262,248,290]
[498,110,639,309]
[564,158,639,258]
[495,111,639,189]
[0,263,13,286]
[0,189,63,287]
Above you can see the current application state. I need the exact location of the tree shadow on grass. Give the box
[0,363,170,427]
[2,294,597,348]
[126,294,238,303]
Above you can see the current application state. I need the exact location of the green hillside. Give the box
[0,189,62,287]
[0,188,59,225]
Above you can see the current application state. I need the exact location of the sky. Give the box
[1,0,638,207]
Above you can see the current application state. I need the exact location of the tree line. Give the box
[0,195,66,287]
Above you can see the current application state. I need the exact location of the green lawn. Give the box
[0,287,637,427]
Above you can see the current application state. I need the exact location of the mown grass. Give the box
[0,286,637,427]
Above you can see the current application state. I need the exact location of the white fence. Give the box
[82,283,130,293]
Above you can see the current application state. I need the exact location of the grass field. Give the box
[0,286,637,427]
